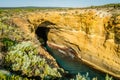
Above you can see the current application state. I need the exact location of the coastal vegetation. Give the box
[0,3,120,80]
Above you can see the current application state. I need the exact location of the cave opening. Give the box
[35,27,50,46]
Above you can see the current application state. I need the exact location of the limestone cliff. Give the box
[3,9,120,79]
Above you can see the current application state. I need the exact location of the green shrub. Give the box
[0,22,31,42]
[70,73,90,80]
[0,69,29,80]
[105,74,113,80]
[70,73,113,80]
[5,41,62,79]
[0,38,16,51]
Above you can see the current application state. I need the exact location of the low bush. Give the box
[0,69,29,80]
[5,41,62,79]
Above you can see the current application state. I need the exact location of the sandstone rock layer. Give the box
[9,9,120,78]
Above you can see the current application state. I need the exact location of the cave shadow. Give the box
[114,35,120,44]
[113,25,120,55]
[114,31,120,44]
[35,21,55,46]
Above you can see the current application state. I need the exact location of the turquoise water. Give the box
[46,45,106,80]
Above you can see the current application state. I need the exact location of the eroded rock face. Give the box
[46,15,120,78]
[8,9,120,78]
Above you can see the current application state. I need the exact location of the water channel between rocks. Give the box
[35,26,108,80]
